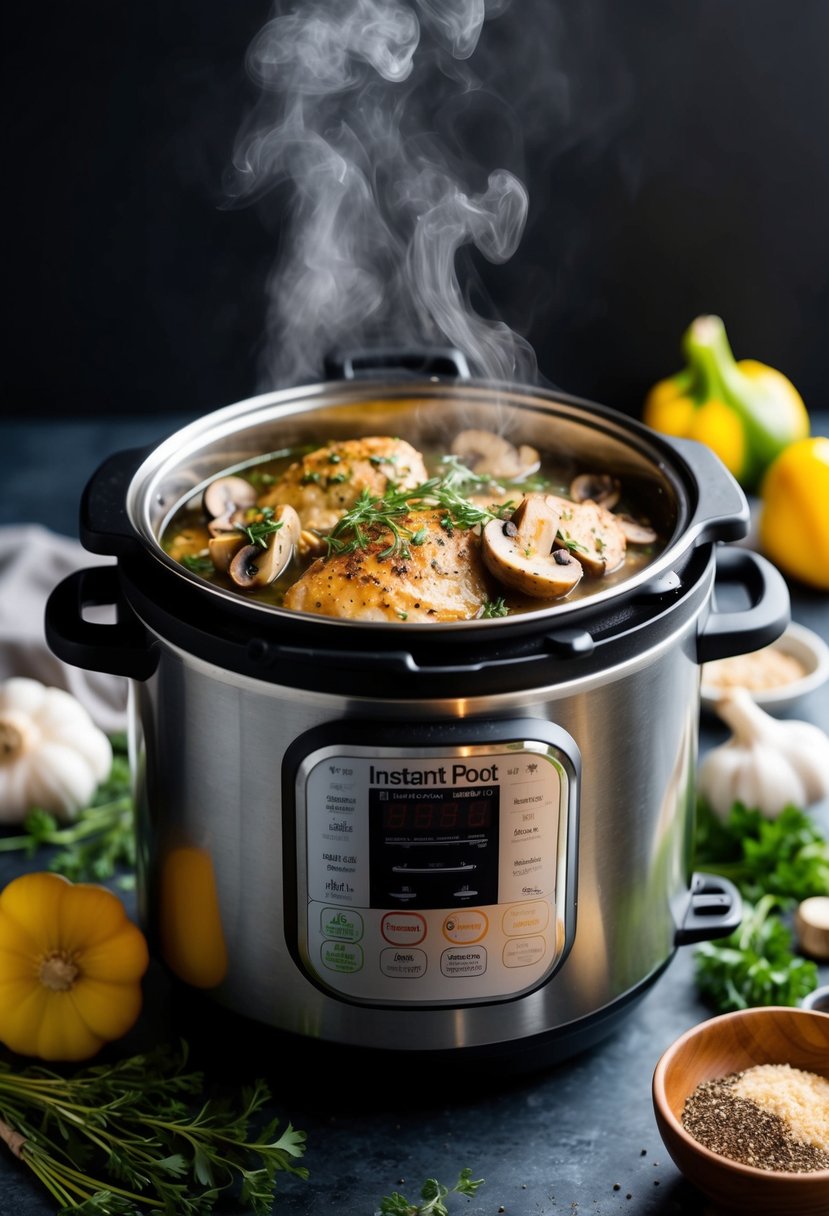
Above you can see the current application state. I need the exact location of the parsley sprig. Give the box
[694,894,818,1013]
[0,1043,308,1214]
[325,456,511,560]
[691,799,828,1012]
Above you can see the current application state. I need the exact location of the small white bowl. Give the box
[701,622,829,716]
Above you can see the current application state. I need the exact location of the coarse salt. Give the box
[734,1064,829,1152]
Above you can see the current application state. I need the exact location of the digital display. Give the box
[381,796,493,835]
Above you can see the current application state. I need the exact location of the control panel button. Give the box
[320,941,364,974]
[440,946,487,977]
[380,948,428,978]
[442,909,489,944]
[320,907,364,942]
[503,936,546,968]
[381,912,427,945]
[502,900,550,937]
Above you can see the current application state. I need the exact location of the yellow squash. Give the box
[0,872,149,1061]
[643,315,810,492]
[759,436,829,591]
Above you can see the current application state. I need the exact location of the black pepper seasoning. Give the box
[682,1071,829,1173]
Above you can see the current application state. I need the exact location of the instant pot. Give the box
[45,352,790,1068]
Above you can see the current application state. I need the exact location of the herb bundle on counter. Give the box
[692,799,828,1013]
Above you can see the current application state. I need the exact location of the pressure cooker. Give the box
[45,351,790,1069]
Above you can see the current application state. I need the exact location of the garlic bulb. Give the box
[0,678,112,824]
[698,685,829,819]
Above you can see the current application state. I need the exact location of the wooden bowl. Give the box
[652,1006,829,1215]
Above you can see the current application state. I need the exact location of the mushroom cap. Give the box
[616,514,658,545]
[203,476,257,520]
[481,495,584,600]
[228,505,301,589]
[569,473,621,510]
[451,429,540,481]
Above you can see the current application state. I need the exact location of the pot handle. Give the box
[80,445,153,557]
[44,566,158,680]
[324,346,472,381]
[674,872,742,946]
[663,435,751,545]
[696,546,790,664]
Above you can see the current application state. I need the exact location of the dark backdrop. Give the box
[4,0,829,421]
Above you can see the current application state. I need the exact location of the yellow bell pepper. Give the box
[0,872,149,1061]
[643,315,810,492]
[758,436,829,591]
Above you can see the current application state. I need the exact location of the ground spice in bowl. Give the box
[682,1063,829,1173]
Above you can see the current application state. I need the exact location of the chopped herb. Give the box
[327,472,350,485]
[328,452,342,464]
[325,460,498,561]
[556,530,588,554]
[299,470,323,486]
[369,453,398,466]
[245,470,277,489]
[397,610,409,621]
[239,508,284,550]
[181,553,214,575]
[480,597,509,618]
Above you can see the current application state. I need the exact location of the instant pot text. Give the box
[369,763,499,785]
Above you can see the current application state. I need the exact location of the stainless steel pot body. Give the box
[130,553,706,1053]
[45,366,790,1062]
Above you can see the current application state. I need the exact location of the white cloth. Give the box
[0,525,128,733]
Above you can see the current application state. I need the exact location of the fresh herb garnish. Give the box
[0,735,134,887]
[480,597,509,618]
[325,458,499,561]
[239,507,284,550]
[556,530,588,554]
[181,553,214,575]
[694,894,819,1013]
[378,1168,485,1216]
[0,1042,308,1214]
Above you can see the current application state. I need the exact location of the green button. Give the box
[321,907,364,942]
[321,941,364,974]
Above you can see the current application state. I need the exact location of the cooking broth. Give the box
[160,432,667,620]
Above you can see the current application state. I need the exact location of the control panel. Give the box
[290,721,579,1006]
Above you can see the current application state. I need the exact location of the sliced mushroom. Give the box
[228,505,302,589]
[203,475,257,520]
[481,493,583,599]
[569,473,621,510]
[208,532,246,573]
[616,514,658,545]
[548,494,626,576]
[208,506,249,538]
[451,429,541,481]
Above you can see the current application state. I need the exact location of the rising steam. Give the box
[226,0,537,389]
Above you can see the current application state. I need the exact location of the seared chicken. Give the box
[258,436,428,534]
[283,508,491,622]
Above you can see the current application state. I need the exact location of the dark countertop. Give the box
[0,412,827,1216]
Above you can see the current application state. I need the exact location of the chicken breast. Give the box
[283,509,491,622]
[258,436,428,534]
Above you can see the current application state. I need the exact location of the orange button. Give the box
[442,909,488,943]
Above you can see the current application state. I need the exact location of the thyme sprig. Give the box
[237,507,284,550]
[325,456,511,560]
[0,1044,308,1214]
